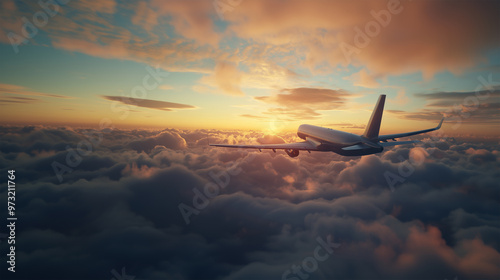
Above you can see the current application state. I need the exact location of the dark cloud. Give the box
[386,86,500,125]
[0,126,499,280]
[128,131,187,152]
[240,114,268,120]
[0,96,40,104]
[101,95,196,111]
[415,87,500,101]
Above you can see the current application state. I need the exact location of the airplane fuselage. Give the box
[297,124,383,156]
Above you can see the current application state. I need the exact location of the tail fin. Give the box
[362,94,386,139]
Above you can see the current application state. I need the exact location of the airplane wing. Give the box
[377,118,444,142]
[209,140,319,151]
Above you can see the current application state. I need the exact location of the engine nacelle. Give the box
[285,149,299,158]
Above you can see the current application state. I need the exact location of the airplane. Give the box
[210,94,444,157]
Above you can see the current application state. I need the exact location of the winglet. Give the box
[436,117,444,130]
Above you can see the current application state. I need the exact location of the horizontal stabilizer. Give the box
[377,117,444,141]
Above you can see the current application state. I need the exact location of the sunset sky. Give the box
[0,0,499,135]
[1,1,500,280]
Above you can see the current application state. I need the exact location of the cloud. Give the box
[128,131,187,152]
[2,0,497,84]
[415,87,500,104]
[150,0,222,46]
[0,126,499,279]
[240,114,268,120]
[131,1,159,31]
[74,0,116,14]
[225,0,500,78]
[158,84,174,91]
[344,68,380,88]
[257,135,286,144]
[199,61,244,96]
[52,38,131,60]
[256,87,347,106]
[0,83,72,99]
[0,0,23,44]
[387,87,500,125]
[254,87,350,119]
[0,96,39,104]
[20,0,218,75]
[101,95,196,111]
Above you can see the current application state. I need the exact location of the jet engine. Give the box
[285,149,299,157]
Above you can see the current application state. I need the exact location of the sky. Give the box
[0,0,499,136]
[0,1,500,280]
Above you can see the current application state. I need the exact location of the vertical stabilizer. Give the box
[363,94,385,139]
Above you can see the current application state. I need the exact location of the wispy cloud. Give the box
[158,85,174,91]
[415,88,500,101]
[101,95,196,111]
[0,83,72,99]
[0,96,39,104]
[254,87,350,119]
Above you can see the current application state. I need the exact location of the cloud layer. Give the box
[0,126,499,279]
[2,0,498,93]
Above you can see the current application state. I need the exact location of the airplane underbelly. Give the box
[335,144,383,156]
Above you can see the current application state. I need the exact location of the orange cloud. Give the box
[74,0,117,14]
[214,61,243,96]
[53,37,130,60]
[197,61,244,96]
[254,87,349,119]
[256,87,348,106]
[226,0,500,78]
[344,69,380,88]
[0,96,39,105]
[0,0,24,44]
[0,83,72,99]
[131,1,159,31]
[457,238,500,277]
[3,0,497,88]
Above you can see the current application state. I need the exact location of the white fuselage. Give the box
[297,124,383,156]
